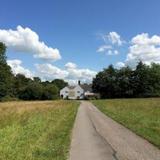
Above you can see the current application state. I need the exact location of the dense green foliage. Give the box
[92,99,160,148]
[0,101,79,160]
[0,43,14,99]
[93,62,160,98]
[0,42,68,101]
[51,79,68,90]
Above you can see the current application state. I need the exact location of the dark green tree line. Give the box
[0,42,68,101]
[92,62,160,98]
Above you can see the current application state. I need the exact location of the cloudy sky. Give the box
[1,0,160,84]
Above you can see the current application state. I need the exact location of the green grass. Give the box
[0,100,79,160]
[92,98,160,149]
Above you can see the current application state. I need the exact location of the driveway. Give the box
[69,101,160,160]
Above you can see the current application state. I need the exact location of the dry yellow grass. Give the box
[0,100,79,160]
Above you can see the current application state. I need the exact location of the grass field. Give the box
[0,100,79,160]
[92,98,160,149]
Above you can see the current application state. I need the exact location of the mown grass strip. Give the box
[0,100,79,160]
[92,98,160,149]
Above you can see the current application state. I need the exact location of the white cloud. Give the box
[35,62,97,84]
[66,65,97,84]
[131,33,160,45]
[97,31,124,55]
[7,59,33,78]
[114,50,119,55]
[0,26,61,61]
[65,62,77,69]
[107,50,113,55]
[97,45,112,52]
[115,62,125,69]
[107,32,124,46]
[35,63,68,80]
[6,59,96,84]
[106,49,119,55]
[126,33,160,67]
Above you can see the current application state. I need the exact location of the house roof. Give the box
[67,86,76,89]
[64,83,93,92]
[80,84,92,92]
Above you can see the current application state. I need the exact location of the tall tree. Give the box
[51,79,68,90]
[19,82,43,100]
[132,61,151,97]
[0,42,14,100]
[93,65,118,98]
[148,63,160,97]
[41,84,59,100]
[13,74,32,97]
[92,61,160,98]
[116,66,133,97]
[0,42,7,64]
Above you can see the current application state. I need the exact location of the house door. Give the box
[69,91,75,98]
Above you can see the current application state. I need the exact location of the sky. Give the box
[1,0,160,84]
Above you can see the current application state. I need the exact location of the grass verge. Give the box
[92,98,160,149]
[0,100,79,160]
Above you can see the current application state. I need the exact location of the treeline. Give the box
[93,62,160,98]
[0,42,68,101]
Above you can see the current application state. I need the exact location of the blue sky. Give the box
[1,0,160,83]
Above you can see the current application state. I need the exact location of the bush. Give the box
[41,84,59,100]
[0,95,19,102]
[19,83,43,100]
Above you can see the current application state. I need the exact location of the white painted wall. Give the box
[71,85,84,99]
[60,85,84,99]
[60,87,70,99]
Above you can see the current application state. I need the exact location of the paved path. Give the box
[69,101,160,160]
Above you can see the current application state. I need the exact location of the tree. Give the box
[0,42,6,63]
[0,42,63,101]
[51,79,68,90]
[92,61,160,98]
[41,84,59,100]
[147,63,160,97]
[116,66,133,97]
[132,61,151,97]
[0,42,14,100]
[13,74,32,98]
[33,77,41,83]
[93,65,118,98]
[19,82,43,100]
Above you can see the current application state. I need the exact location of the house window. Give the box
[65,91,68,93]
[77,91,80,93]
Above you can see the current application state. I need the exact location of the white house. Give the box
[60,81,97,99]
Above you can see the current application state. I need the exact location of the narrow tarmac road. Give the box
[69,101,160,160]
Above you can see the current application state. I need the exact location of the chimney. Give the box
[78,80,81,85]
